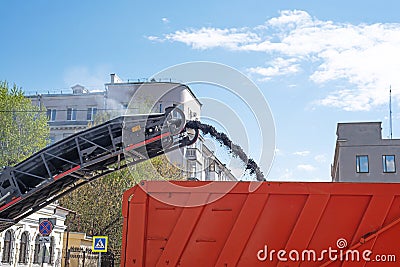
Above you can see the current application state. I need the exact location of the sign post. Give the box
[38,218,55,267]
[92,236,108,267]
[39,219,54,236]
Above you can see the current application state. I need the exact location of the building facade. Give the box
[105,74,201,120]
[0,203,68,267]
[28,85,105,143]
[27,74,236,182]
[185,135,236,181]
[61,232,94,267]
[331,122,400,182]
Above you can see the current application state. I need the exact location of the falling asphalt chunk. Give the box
[186,120,266,181]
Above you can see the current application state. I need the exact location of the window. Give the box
[356,155,369,173]
[33,235,40,264]
[47,109,57,121]
[186,148,196,158]
[173,110,180,118]
[188,161,197,179]
[18,232,29,263]
[49,236,55,264]
[87,107,97,121]
[383,155,396,173]
[204,158,210,181]
[33,235,54,264]
[67,108,77,121]
[2,230,14,263]
[209,160,215,172]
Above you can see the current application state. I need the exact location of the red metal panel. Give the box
[177,193,248,266]
[238,194,309,266]
[121,185,148,266]
[145,197,186,266]
[0,196,22,212]
[215,193,269,266]
[155,193,209,267]
[121,181,400,267]
[340,195,394,267]
[383,195,400,225]
[125,132,170,151]
[277,194,330,267]
[305,195,371,265]
[53,165,80,180]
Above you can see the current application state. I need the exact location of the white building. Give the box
[331,122,400,182]
[106,74,201,120]
[27,74,236,182]
[185,135,236,181]
[28,85,105,143]
[0,203,68,267]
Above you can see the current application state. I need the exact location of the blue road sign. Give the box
[92,236,108,252]
[39,219,53,236]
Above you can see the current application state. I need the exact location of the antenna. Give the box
[390,85,393,139]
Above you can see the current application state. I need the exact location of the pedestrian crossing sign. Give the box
[92,236,108,252]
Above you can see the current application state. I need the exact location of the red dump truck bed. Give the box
[120,181,400,266]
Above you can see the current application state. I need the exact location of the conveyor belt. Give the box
[0,107,198,231]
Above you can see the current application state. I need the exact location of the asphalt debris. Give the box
[186,120,266,181]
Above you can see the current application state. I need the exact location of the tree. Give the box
[60,111,184,259]
[0,81,49,166]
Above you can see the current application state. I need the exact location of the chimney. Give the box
[110,73,123,84]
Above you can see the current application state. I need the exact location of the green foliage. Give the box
[150,155,186,180]
[0,81,49,166]
[61,157,183,255]
[61,110,184,256]
[61,168,133,253]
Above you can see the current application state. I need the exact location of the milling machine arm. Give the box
[0,107,198,231]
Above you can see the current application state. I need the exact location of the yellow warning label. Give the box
[131,125,141,133]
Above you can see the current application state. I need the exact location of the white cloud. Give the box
[163,27,260,50]
[279,168,293,180]
[153,10,400,111]
[314,154,327,163]
[293,150,310,156]
[147,36,163,42]
[162,17,170,24]
[297,164,316,171]
[316,89,372,111]
[247,57,300,80]
[267,10,313,27]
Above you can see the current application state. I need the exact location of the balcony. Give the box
[185,148,199,160]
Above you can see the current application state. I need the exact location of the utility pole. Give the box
[64,206,77,267]
[98,252,101,267]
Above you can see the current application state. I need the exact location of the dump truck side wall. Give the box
[121,181,400,266]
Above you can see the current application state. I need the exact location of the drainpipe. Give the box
[64,211,77,267]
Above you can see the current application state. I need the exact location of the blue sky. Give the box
[1,0,400,181]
